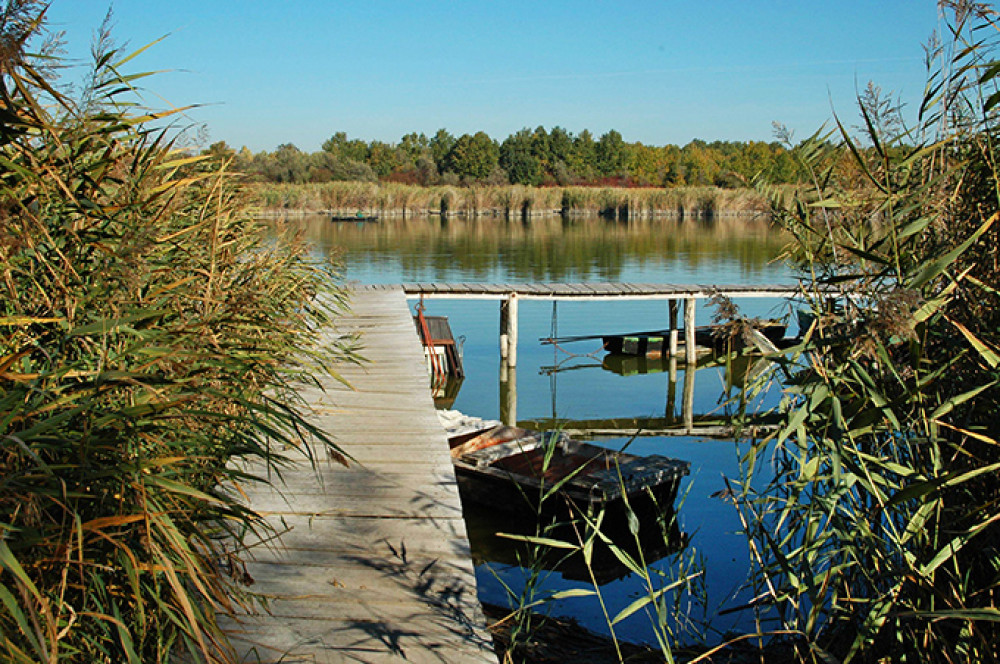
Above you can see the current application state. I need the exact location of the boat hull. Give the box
[602,321,786,357]
[450,427,689,517]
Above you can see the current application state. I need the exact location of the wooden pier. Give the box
[360,282,804,368]
[225,287,495,663]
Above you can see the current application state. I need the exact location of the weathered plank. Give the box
[393,281,807,301]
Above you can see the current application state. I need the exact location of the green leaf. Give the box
[900,608,1000,622]
[930,380,997,419]
[142,476,226,505]
[948,319,1000,369]
[611,576,694,625]
[0,542,40,601]
[909,213,997,289]
[496,533,580,550]
[547,588,598,601]
[68,310,170,337]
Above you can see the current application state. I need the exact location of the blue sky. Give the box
[45,2,942,152]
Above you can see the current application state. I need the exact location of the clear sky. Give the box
[44,1,943,152]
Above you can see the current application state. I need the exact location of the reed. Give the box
[0,8,355,662]
[731,5,1000,662]
[247,181,768,218]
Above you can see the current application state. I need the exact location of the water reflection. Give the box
[287,214,788,284]
[463,485,686,586]
[529,351,779,435]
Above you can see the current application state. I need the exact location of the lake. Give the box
[292,213,798,647]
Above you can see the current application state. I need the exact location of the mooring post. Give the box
[499,301,509,360]
[668,299,679,357]
[667,356,678,422]
[500,364,517,426]
[683,360,695,432]
[684,296,697,364]
[499,292,519,368]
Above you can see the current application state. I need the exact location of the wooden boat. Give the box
[449,425,690,515]
[330,213,378,222]
[601,320,786,357]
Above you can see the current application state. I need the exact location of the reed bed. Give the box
[0,8,354,662]
[729,5,1000,662]
[248,181,768,218]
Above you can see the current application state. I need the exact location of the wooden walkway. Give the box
[361,281,804,300]
[361,281,807,369]
[225,288,495,663]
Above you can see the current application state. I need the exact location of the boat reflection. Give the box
[431,374,463,409]
[461,480,687,586]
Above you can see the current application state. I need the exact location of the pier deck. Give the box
[226,287,495,663]
[361,281,804,300]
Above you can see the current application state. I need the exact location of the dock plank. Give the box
[227,287,494,663]
[397,281,807,300]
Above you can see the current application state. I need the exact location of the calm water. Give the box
[293,214,797,646]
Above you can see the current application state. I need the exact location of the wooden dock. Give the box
[361,280,806,371]
[360,281,804,300]
[225,287,495,663]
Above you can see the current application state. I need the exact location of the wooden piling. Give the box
[683,360,695,431]
[684,296,697,365]
[500,293,519,368]
[500,364,517,426]
[668,299,679,357]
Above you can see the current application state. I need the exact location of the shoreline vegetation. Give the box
[248,182,771,219]
[0,5,357,662]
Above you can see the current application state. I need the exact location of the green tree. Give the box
[399,131,430,167]
[444,131,499,181]
[429,128,457,172]
[366,139,400,178]
[595,129,628,177]
[267,143,311,183]
[321,131,368,162]
[203,140,236,161]
[570,129,598,181]
[499,128,542,185]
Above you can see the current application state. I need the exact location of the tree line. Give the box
[206,127,805,188]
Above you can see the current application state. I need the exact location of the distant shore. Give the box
[247,181,773,220]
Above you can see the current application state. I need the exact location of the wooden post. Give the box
[499,301,509,360]
[500,364,517,426]
[668,300,679,357]
[500,293,519,368]
[667,357,678,422]
[684,296,697,365]
[683,360,695,432]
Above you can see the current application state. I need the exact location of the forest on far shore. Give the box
[206,125,808,189]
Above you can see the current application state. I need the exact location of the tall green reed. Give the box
[0,5,355,662]
[732,3,1000,661]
